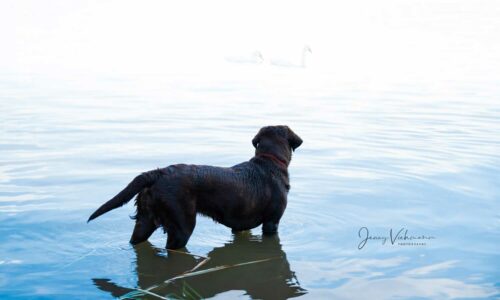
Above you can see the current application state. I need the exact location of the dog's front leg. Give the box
[262,221,279,234]
[262,200,285,235]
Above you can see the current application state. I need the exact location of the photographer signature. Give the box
[358,227,435,250]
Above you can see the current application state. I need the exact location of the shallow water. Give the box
[1,67,499,300]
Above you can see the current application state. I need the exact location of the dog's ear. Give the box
[252,127,265,148]
[287,129,303,151]
[252,135,260,148]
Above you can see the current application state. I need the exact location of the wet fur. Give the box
[88,125,302,249]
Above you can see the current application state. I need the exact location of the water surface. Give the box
[1,68,499,299]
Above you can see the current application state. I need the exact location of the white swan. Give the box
[270,45,312,68]
[225,51,264,64]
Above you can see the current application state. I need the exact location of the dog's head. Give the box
[252,125,303,164]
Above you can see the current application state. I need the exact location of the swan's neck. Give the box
[301,49,308,68]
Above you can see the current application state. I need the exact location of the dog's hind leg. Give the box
[129,190,158,245]
[165,224,194,249]
[130,216,157,245]
[162,196,197,249]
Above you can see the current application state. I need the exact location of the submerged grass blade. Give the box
[181,281,203,300]
[164,265,228,283]
[164,292,182,299]
[119,290,145,299]
[137,256,281,298]
[184,257,211,274]
[166,249,208,260]
[164,256,281,283]
[135,288,169,299]
[119,287,169,299]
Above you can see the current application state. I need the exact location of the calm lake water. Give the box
[1,66,499,300]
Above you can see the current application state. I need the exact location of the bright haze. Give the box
[2,0,499,83]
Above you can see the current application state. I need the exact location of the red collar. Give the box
[256,152,288,169]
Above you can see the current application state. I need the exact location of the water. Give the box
[1,68,499,299]
[1,1,500,298]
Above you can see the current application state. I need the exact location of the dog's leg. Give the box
[165,214,196,249]
[130,216,158,245]
[262,205,285,235]
[162,196,197,249]
[262,221,279,234]
[129,189,158,245]
[166,226,193,249]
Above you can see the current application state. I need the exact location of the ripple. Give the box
[1,68,500,299]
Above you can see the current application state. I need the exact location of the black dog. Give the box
[88,125,302,249]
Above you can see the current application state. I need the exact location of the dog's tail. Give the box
[87,169,163,223]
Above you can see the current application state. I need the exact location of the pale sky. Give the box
[2,0,499,79]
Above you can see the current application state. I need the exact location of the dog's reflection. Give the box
[93,232,306,299]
